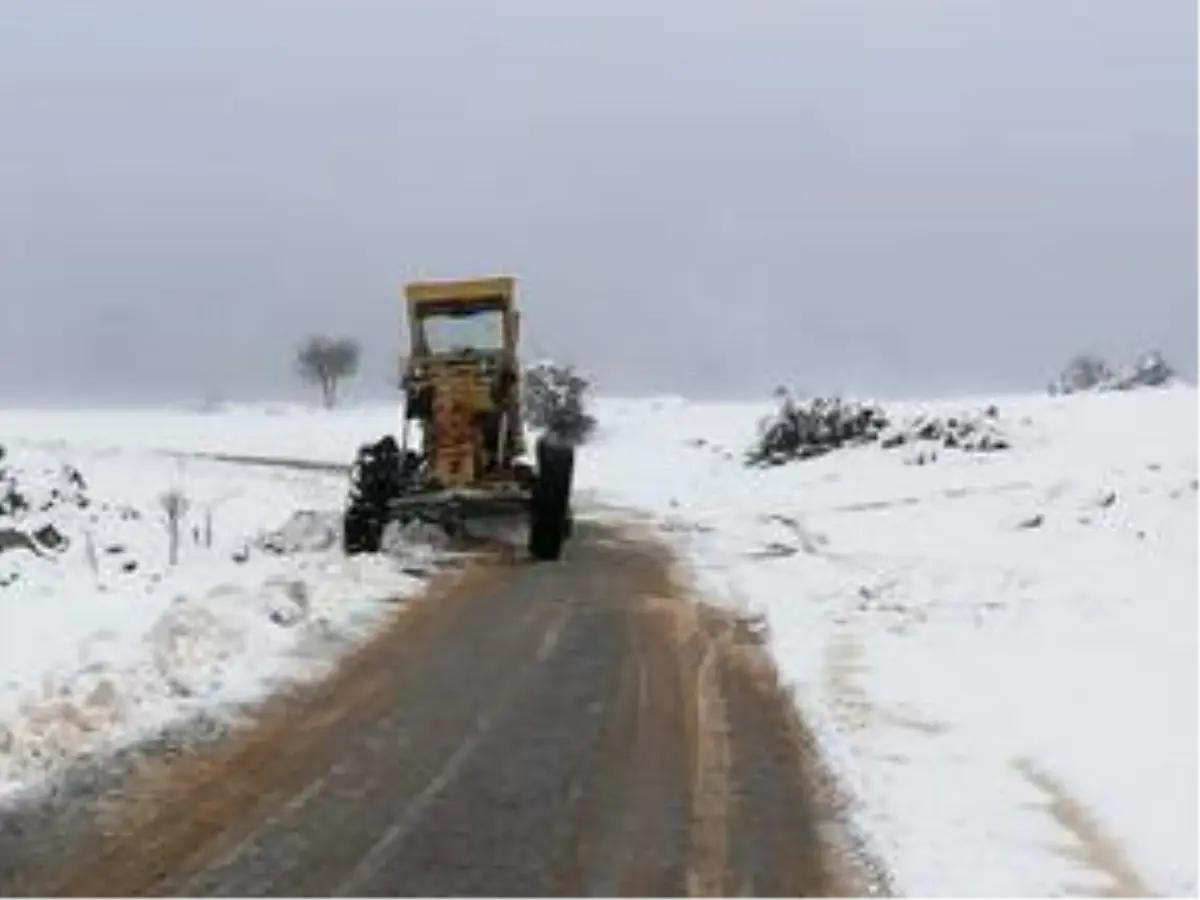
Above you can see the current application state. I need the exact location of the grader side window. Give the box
[420,309,506,354]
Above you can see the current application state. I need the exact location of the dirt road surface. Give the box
[3,523,888,897]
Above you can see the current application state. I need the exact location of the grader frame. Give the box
[342,275,574,560]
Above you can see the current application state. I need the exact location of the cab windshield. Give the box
[420,310,505,354]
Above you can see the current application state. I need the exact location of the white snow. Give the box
[2,386,1195,896]
[579,386,1198,897]
[1,403,400,463]
[0,439,433,804]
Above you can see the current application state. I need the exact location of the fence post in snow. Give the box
[161,489,190,567]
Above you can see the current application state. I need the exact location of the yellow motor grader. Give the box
[342,275,574,561]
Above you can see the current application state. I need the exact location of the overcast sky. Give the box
[0,0,1195,404]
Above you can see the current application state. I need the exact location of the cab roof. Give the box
[404,276,516,306]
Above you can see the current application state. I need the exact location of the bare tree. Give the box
[296,336,361,408]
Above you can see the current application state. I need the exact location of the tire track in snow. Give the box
[1012,757,1153,897]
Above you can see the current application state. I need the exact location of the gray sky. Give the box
[0,0,1195,403]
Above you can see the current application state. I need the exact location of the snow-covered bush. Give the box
[1053,353,1116,395]
[747,390,889,466]
[746,390,1012,467]
[0,449,93,584]
[522,360,597,444]
[1114,350,1177,390]
[879,406,1010,453]
[0,450,90,524]
[1050,349,1179,395]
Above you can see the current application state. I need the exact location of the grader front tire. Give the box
[527,438,574,561]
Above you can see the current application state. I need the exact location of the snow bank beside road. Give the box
[580,386,1198,896]
[0,443,432,803]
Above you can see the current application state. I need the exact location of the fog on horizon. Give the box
[0,0,1195,406]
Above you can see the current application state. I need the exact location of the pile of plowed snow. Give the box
[0,443,437,804]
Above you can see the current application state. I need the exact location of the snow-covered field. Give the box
[585,387,1198,897]
[2,385,1195,895]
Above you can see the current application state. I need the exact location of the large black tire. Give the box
[528,437,574,561]
[343,504,385,555]
[342,435,412,556]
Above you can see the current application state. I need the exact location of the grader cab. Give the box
[403,276,525,488]
[342,276,575,561]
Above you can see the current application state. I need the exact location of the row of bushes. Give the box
[1050,350,1177,395]
[746,391,1010,467]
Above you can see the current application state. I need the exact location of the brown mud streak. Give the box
[544,611,641,895]
[36,559,513,898]
[719,625,893,897]
[630,538,884,898]
[550,534,885,898]
[1012,757,1153,898]
[546,539,692,897]
[676,600,734,898]
[619,596,700,896]
[721,638,832,895]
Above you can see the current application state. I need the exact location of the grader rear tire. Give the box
[342,435,404,556]
[343,506,384,555]
[528,438,574,561]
